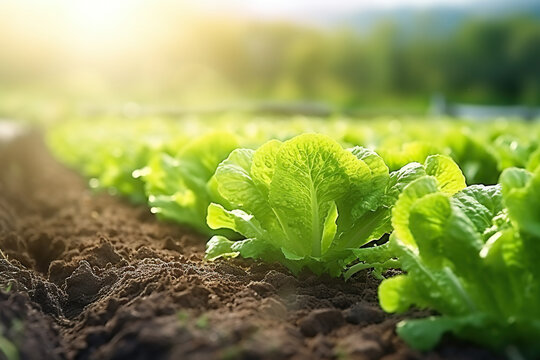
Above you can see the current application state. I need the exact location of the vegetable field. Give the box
[1,116,539,360]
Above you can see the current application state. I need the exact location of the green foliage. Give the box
[47,116,540,262]
[375,141,444,172]
[142,132,240,234]
[527,148,540,172]
[378,166,540,355]
[46,115,540,354]
[444,129,500,185]
[205,134,465,276]
[47,119,185,203]
[0,336,18,360]
[344,154,466,279]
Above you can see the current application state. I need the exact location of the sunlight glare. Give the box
[61,0,145,55]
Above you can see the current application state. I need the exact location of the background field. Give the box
[1,0,539,122]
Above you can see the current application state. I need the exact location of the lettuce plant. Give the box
[47,120,174,203]
[205,134,465,276]
[527,148,540,172]
[378,166,540,356]
[444,129,500,185]
[375,141,444,172]
[141,132,240,235]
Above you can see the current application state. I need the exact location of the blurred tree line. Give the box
[177,15,540,108]
[0,12,539,112]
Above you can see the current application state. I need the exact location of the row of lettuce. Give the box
[47,116,540,356]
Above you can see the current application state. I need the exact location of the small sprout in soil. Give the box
[195,314,209,329]
[177,311,189,326]
[0,336,19,360]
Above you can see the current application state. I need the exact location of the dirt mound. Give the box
[0,132,501,360]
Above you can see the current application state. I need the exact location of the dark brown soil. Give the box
[0,131,502,360]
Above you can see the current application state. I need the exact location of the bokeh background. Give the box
[1,0,539,121]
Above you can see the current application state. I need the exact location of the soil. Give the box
[0,131,502,360]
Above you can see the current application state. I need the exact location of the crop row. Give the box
[47,116,540,357]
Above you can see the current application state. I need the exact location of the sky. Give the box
[198,0,471,18]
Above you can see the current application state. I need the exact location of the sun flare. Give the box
[60,0,144,54]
